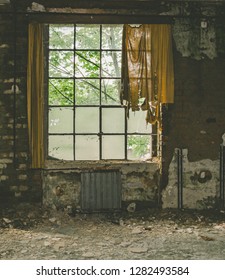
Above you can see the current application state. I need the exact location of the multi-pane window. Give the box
[47,24,152,161]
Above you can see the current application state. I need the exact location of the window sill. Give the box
[44,158,160,171]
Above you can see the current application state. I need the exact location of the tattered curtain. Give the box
[120,24,174,126]
[27,23,44,168]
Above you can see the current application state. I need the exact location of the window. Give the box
[47,24,152,161]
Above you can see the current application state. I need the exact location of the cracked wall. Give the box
[162,149,221,209]
[0,1,225,209]
[42,162,159,211]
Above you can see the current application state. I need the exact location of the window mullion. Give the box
[45,24,50,161]
[99,24,103,160]
[125,107,128,160]
[73,24,76,161]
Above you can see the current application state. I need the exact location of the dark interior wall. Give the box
[162,16,225,186]
[0,0,225,206]
[0,7,42,204]
[164,56,225,160]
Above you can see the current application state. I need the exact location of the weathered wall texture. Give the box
[162,149,220,209]
[0,0,225,209]
[0,10,42,204]
[42,162,159,211]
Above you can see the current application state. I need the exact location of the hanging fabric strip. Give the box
[121,24,174,126]
[27,23,44,168]
[121,24,151,111]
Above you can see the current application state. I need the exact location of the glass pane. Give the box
[75,135,99,160]
[101,79,121,105]
[49,25,74,49]
[127,110,152,133]
[102,25,123,50]
[49,51,74,77]
[76,25,100,49]
[102,51,121,78]
[102,108,125,133]
[75,51,100,78]
[127,135,151,160]
[75,79,100,105]
[49,107,73,133]
[75,107,99,133]
[49,79,73,105]
[49,135,73,160]
[102,136,125,159]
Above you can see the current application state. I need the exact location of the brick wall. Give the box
[0,8,42,205]
[162,17,225,190]
[0,1,225,208]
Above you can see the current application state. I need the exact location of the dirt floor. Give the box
[1,204,225,260]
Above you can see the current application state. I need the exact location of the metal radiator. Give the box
[81,171,121,211]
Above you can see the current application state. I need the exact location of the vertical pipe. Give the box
[177,148,183,209]
[223,145,225,209]
[13,1,17,167]
[220,144,225,209]
[177,149,180,208]
[180,148,183,209]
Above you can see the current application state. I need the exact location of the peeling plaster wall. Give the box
[42,162,159,211]
[162,149,220,209]
[0,1,225,209]
[173,18,217,60]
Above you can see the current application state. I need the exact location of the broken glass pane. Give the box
[75,135,99,160]
[127,110,152,133]
[102,25,123,50]
[76,25,100,49]
[49,79,73,105]
[101,79,121,105]
[48,107,73,134]
[127,135,151,160]
[75,51,100,78]
[102,51,121,78]
[75,107,99,133]
[49,25,74,49]
[75,79,100,105]
[102,135,125,159]
[49,135,73,160]
[49,51,74,77]
[102,108,125,133]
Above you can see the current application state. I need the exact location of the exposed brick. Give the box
[0,175,8,181]
[18,174,27,180]
[0,1,225,208]
[15,192,22,197]
[19,185,29,192]
[0,159,13,164]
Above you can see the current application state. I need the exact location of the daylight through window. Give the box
[47,24,153,161]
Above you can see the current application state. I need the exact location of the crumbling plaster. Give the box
[162,149,220,209]
[42,161,159,211]
[26,1,222,60]
[1,0,225,208]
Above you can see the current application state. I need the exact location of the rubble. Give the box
[0,205,225,259]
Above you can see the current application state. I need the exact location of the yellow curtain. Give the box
[120,24,152,111]
[27,23,44,168]
[121,24,174,125]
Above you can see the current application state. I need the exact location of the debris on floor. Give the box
[0,203,225,259]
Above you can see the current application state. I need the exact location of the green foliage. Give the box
[49,79,73,105]
[48,24,150,160]
[48,24,122,106]
[128,135,150,157]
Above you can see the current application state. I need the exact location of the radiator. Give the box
[81,171,121,211]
